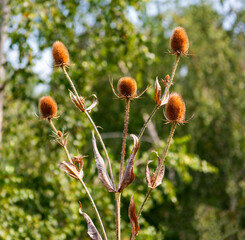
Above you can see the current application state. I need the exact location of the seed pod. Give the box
[39,96,57,119]
[52,41,70,67]
[117,77,137,98]
[170,27,189,55]
[165,92,185,124]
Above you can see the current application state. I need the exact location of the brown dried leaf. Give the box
[146,152,165,189]
[154,77,161,106]
[59,161,83,180]
[118,135,140,192]
[92,132,116,192]
[69,90,85,112]
[128,194,139,240]
[79,203,103,240]
[86,94,98,113]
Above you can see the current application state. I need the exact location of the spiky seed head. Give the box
[165,92,185,124]
[117,77,137,98]
[52,41,70,67]
[39,96,57,119]
[170,27,189,55]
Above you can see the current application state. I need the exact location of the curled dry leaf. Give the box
[154,77,162,106]
[92,132,116,192]
[154,77,169,107]
[69,90,85,112]
[86,94,98,113]
[118,135,140,192]
[59,161,83,180]
[79,203,102,240]
[146,152,165,189]
[128,194,139,240]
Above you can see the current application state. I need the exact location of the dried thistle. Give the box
[39,96,57,119]
[170,27,189,55]
[118,77,137,99]
[165,92,186,124]
[52,41,70,67]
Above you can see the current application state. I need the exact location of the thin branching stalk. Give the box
[116,192,121,240]
[119,98,130,185]
[48,118,108,240]
[138,54,180,141]
[62,66,116,189]
[137,122,177,219]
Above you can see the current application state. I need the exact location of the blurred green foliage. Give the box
[0,0,245,239]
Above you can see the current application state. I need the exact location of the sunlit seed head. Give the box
[170,27,189,55]
[39,96,57,119]
[117,77,137,98]
[52,41,70,67]
[165,92,185,124]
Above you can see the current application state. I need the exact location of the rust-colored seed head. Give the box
[52,41,70,67]
[39,96,57,119]
[118,77,137,98]
[170,27,189,55]
[165,92,185,124]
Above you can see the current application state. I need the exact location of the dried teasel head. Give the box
[170,27,189,55]
[39,96,57,119]
[165,92,186,124]
[52,41,70,67]
[118,77,137,99]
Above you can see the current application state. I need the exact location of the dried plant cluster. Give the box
[39,26,189,240]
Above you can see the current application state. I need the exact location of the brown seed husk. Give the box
[170,27,189,55]
[165,92,185,123]
[52,41,70,66]
[39,96,57,119]
[118,77,137,98]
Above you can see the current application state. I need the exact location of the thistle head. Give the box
[117,77,137,99]
[39,96,57,119]
[165,92,186,124]
[52,41,70,67]
[170,27,189,55]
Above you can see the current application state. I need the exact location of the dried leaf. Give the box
[86,94,98,113]
[154,77,161,106]
[146,152,165,189]
[79,203,102,240]
[59,161,83,180]
[128,194,139,240]
[69,90,85,112]
[92,132,116,192]
[118,135,140,192]
[160,88,169,106]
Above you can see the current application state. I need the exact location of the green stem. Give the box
[131,123,177,240]
[137,54,180,142]
[116,192,121,240]
[48,118,108,240]
[62,66,116,189]
[119,98,130,186]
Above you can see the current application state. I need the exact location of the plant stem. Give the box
[48,118,72,163]
[48,118,108,240]
[62,66,116,189]
[137,54,180,142]
[116,192,121,240]
[119,98,130,185]
[137,123,177,219]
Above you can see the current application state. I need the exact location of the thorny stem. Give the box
[116,192,121,240]
[118,98,130,186]
[136,123,177,222]
[137,54,180,141]
[47,118,108,240]
[62,66,116,189]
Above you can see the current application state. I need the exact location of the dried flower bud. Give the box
[117,77,137,98]
[165,92,185,124]
[57,131,63,137]
[52,41,70,67]
[39,96,57,119]
[170,27,189,55]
